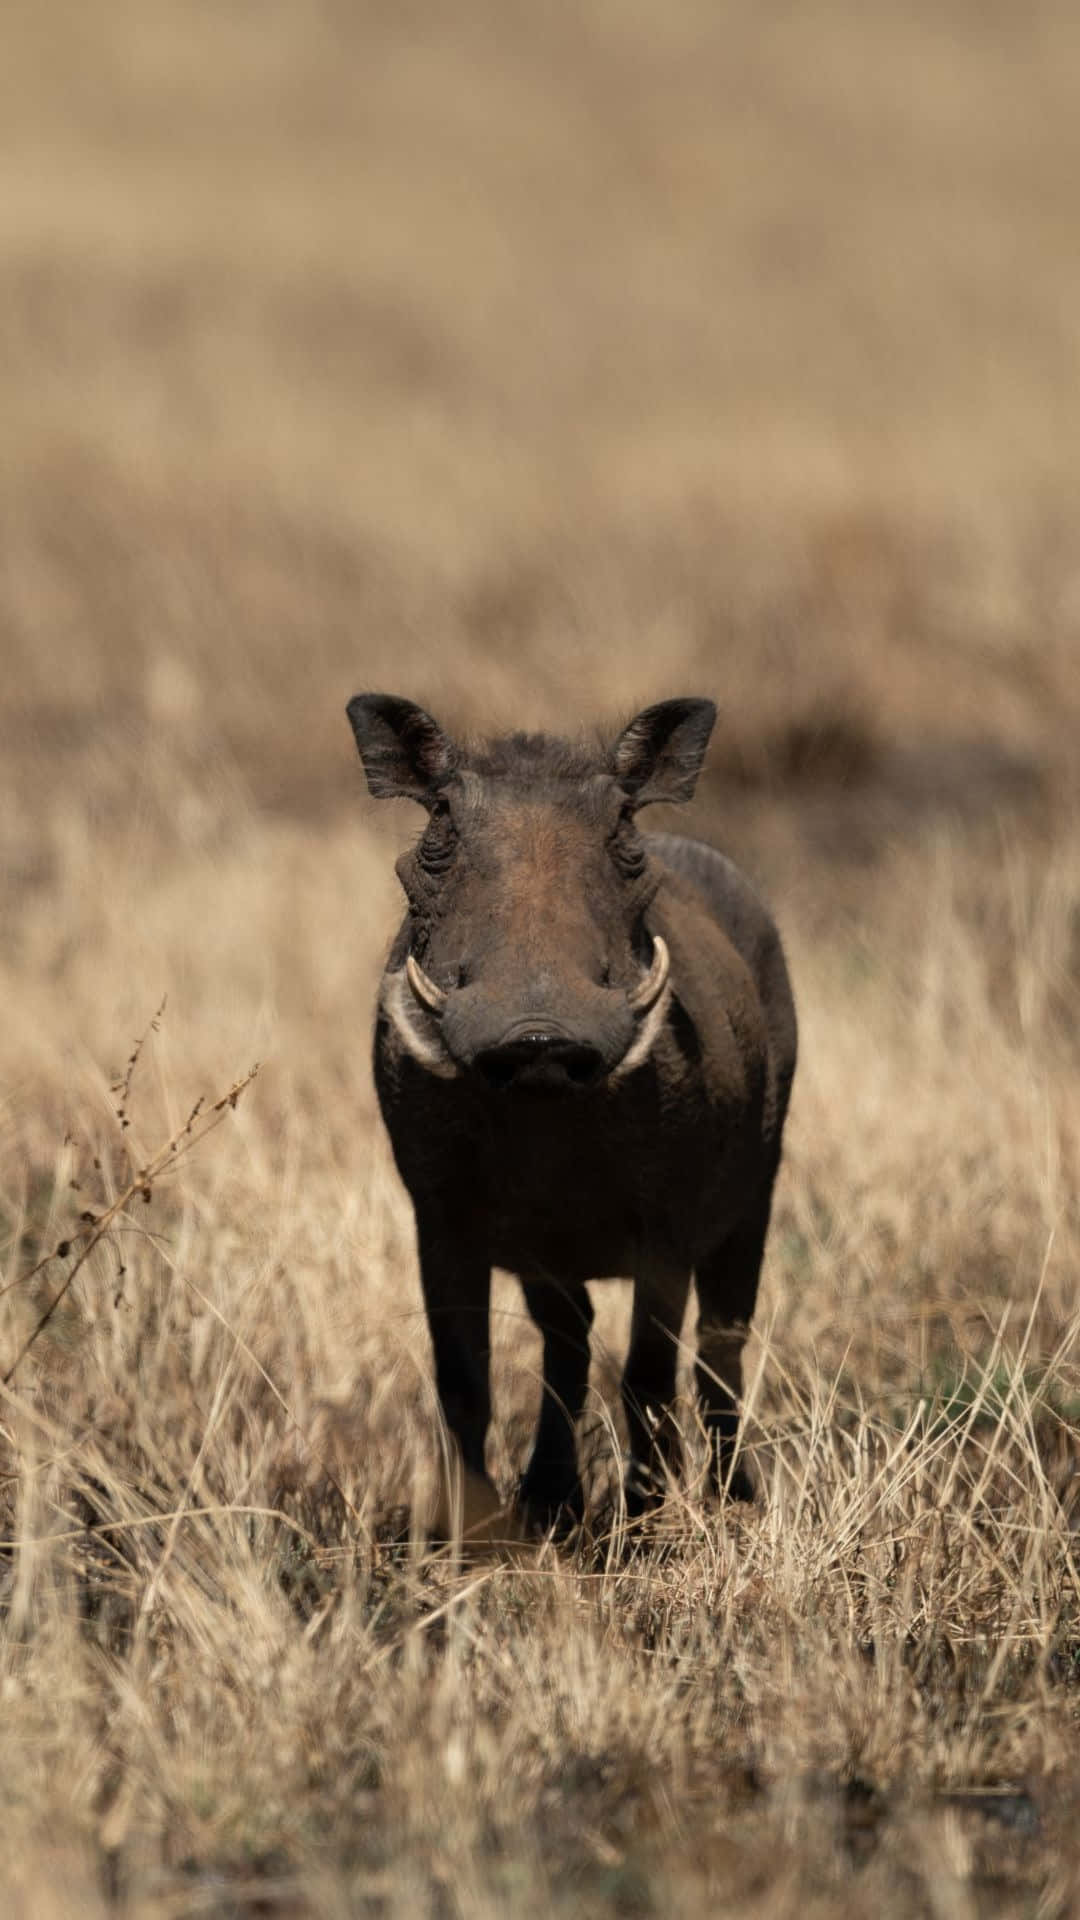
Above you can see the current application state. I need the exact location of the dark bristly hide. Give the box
[347,694,797,1530]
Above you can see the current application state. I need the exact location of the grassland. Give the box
[3,3,1080,1913]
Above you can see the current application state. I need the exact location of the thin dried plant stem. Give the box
[157,1258,363,1527]
[0,1503,325,1556]
[1,1066,258,1386]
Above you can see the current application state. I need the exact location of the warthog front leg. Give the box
[622,1264,691,1514]
[694,1198,773,1502]
[415,1214,492,1492]
[518,1276,594,1532]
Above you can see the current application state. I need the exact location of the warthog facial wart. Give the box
[347,692,797,1530]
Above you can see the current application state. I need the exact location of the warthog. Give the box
[347,693,797,1529]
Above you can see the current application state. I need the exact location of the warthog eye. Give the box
[417,804,457,876]
[608,812,646,880]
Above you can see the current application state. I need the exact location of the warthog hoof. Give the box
[517,1467,585,1538]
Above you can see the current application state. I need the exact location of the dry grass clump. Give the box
[4,1,1080,1911]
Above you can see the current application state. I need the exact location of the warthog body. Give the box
[347,694,797,1527]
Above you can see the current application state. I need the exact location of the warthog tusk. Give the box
[627,935,670,1015]
[406,952,448,1015]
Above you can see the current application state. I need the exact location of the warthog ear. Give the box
[611,698,717,806]
[346,694,456,805]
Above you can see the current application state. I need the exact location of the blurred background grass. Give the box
[3,0,1079,828]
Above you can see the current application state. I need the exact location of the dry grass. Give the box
[3,3,1080,1913]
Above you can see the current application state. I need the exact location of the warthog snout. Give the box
[472,1027,605,1092]
[403,933,671,1090]
[434,977,636,1088]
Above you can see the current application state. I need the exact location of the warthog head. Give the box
[347,694,716,1093]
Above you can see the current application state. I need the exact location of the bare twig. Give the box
[2,1064,259,1386]
[109,994,167,1133]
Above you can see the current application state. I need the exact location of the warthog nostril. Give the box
[474,1031,605,1091]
